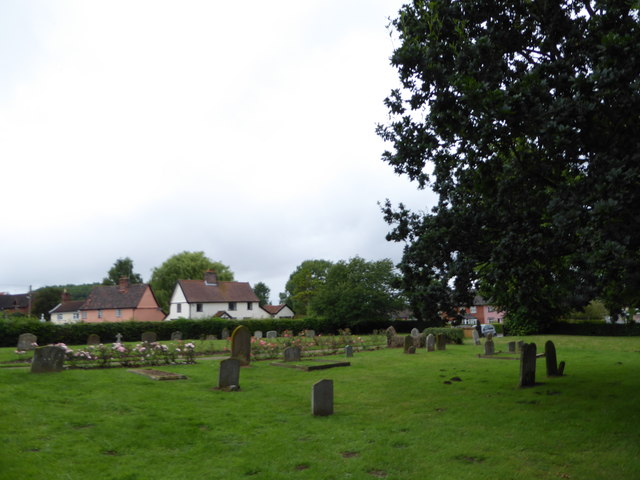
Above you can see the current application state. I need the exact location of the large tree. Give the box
[378,0,640,333]
[150,251,234,311]
[32,286,64,320]
[103,257,143,286]
[283,260,334,315]
[253,282,271,307]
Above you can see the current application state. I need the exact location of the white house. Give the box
[49,291,84,324]
[166,271,271,320]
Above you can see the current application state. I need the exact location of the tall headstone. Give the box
[266,330,277,339]
[472,329,481,346]
[171,331,183,341]
[484,337,495,355]
[345,345,353,358]
[17,333,37,351]
[141,331,157,343]
[385,326,397,347]
[426,334,435,352]
[436,334,446,351]
[87,334,101,345]
[230,325,251,366]
[254,331,263,339]
[284,346,301,362]
[31,346,65,373]
[312,379,334,416]
[507,341,516,353]
[519,343,537,387]
[403,335,414,354]
[545,340,559,377]
[221,328,230,340]
[218,358,240,390]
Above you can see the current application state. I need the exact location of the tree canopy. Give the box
[150,251,234,311]
[102,257,143,286]
[252,282,271,307]
[283,259,334,315]
[378,0,640,333]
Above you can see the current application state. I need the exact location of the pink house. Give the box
[458,295,506,325]
[80,278,165,323]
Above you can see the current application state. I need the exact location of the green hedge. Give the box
[422,327,464,344]
[546,321,640,336]
[0,317,433,348]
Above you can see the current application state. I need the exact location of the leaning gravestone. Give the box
[385,326,397,347]
[17,333,37,351]
[231,325,251,366]
[508,341,516,353]
[87,334,101,346]
[284,346,301,362]
[31,346,66,373]
[312,379,334,416]
[345,345,353,358]
[266,330,277,339]
[436,334,447,351]
[472,329,481,346]
[426,333,435,352]
[141,331,157,343]
[403,335,414,354]
[519,343,537,387]
[221,328,230,340]
[171,331,183,341]
[545,340,559,377]
[218,358,241,390]
[484,337,495,355]
[254,331,263,339]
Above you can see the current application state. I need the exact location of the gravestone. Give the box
[284,346,301,362]
[517,340,525,353]
[507,341,516,353]
[558,361,566,376]
[403,335,414,353]
[545,340,559,377]
[254,331,263,339]
[385,326,397,347]
[31,346,65,373]
[205,334,216,341]
[115,333,123,343]
[305,330,315,338]
[266,330,277,339]
[171,331,183,341]
[221,328,230,340]
[436,334,446,351]
[410,328,420,338]
[17,333,37,351]
[426,333,435,352]
[472,329,481,346]
[230,325,251,366]
[141,331,157,343]
[87,334,101,346]
[484,337,495,355]
[345,345,353,358]
[218,358,241,390]
[407,346,416,354]
[312,379,334,416]
[519,342,537,387]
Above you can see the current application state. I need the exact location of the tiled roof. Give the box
[50,300,85,313]
[262,304,286,315]
[178,280,259,303]
[80,284,149,310]
[0,293,30,310]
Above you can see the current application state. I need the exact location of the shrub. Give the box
[422,327,464,344]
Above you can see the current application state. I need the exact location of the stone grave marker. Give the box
[254,331,263,339]
[115,333,123,343]
[205,334,216,341]
[410,328,420,338]
[31,346,65,373]
[171,331,183,341]
[558,361,566,376]
[436,334,447,351]
[403,335,414,354]
[407,345,416,354]
[305,329,315,338]
[266,330,277,339]
[345,345,353,358]
[141,331,157,343]
[517,340,525,353]
[218,358,241,390]
[385,326,397,347]
[87,334,101,346]
[472,329,481,346]
[284,346,301,362]
[221,328,230,340]
[231,325,251,366]
[519,342,537,387]
[507,341,516,353]
[312,379,334,416]
[484,337,495,355]
[426,333,435,352]
[545,340,559,377]
[17,333,37,351]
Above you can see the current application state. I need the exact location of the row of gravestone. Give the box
[16,331,187,351]
[519,340,565,387]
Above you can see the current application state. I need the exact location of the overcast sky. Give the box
[0,0,435,303]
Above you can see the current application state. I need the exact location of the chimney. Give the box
[62,289,71,303]
[204,270,218,286]
[118,277,130,292]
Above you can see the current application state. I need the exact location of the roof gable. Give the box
[50,300,85,314]
[178,280,259,304]
[81,284,151,310]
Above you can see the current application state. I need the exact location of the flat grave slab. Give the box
[270,359,351,371]
[128,369,188,381]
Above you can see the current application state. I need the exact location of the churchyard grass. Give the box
[1,335,639,479]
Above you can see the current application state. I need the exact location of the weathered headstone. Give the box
[472,329,481,346]
[410,328,420,338]
[312,379,334,416]
[436,334,446,351]
[507,341,516,353]
[87,334,101,346]
[545,340,559,377]
[484,338,495,355]
[115,333,123,343]
[407,345,416,354]
[30,346,65,373]
[284,346,301,362]
[221,328,230,340]
[266,330,277,339]
[345,345,353,358]
[403,335,414,353]
[254,331,263,339]
[218,358,241,390]
[385,326,397,347]
[171,331,183,341]
[426,333,435,352]
[17,333,37,351]
[519,342,537,387]
[230,325,251,366]
[305,329,315,338]
[517,340,525,353]
[141,331,157,343]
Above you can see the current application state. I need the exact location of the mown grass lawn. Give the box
[1,335,639,480]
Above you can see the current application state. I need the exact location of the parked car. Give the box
[480,324,497,337]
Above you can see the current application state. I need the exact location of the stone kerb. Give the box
[230,325,251,366]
